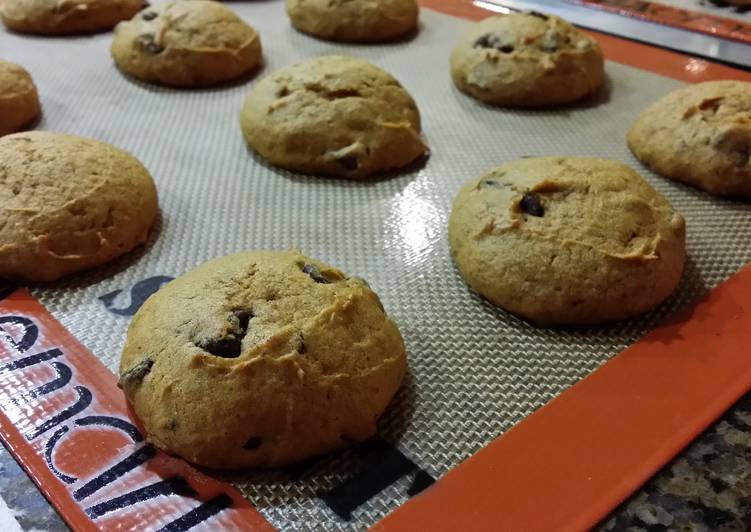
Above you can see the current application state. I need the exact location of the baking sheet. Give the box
[3,2,751,529]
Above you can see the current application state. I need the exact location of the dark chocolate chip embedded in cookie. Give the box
[448,157,686,325]
[450,11,605,107]
[118,250,406,469]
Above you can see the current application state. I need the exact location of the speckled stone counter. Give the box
[602,392,751,531]
[0,443,67,531]
[2,392,750,531]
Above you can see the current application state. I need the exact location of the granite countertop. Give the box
[2,391,750,530]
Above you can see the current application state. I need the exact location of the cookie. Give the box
[111,1,262,87]
[0,0,142,35]
[286,0,418,43]
[240,55,427,179]
[628,80,751,197]
[0,60,41,137]
[448,157,686,325]
[118,250,406,469]
[0,132,158,282]
[450,11,604,107]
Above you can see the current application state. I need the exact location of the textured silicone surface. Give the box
[4,2,751,529]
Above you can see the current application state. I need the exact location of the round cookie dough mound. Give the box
[628,80,751,197]
[240,55,427,179]
[450,11,604,107]
[0,0,142,35]
[111,0,262,88]
[118,250,407,469]
[0,60,41,136]
[286,0,418,43]
[448,157,686,325]
[0,132,158,282]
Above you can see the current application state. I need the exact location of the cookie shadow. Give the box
[207,370,417,513]
[243,141,431,189]
[453,72,613,116]
[112,61,265,94]
[456,251,709,352]
[13,111,43,136]
[22,210,164,292]
[288,20,422,47]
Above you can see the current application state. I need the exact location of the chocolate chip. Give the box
[336,155,359,172]
[520,193,545,217]
[118,358,154,390]
[302,264,330,284]
[297,333,307,354]
[528,11,549,20]
[141,10,157,20]
[137,34,163,54]
[473,33,514,53]
[197,337,241,358]
[232,310,252,332]
[243,436,263,450]
[196,310,252,358]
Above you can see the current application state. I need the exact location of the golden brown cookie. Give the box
[286,0,418,42]
[0,0,142,35]
[118,250,406,469]
[111,1,262,88]
[0,60,41,137]
[448,157,686,325]
[0,132,158,282]
[450,11,604,107]
[240,55,427,179]
[628,80,751,197]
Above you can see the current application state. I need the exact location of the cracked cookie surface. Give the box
[286,0,418,43]
[111,0,262,87]
[0,131,158,282]
[0,60,41,137]
[450,11,604,107]
[0,0,142,34]
[119,250,407,469]
[628,80,751,197]
[240,55,427,179]
[448,157,686,325]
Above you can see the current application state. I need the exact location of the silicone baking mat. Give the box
[2,0,751,530]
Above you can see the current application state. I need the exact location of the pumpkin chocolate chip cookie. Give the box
[111,0,262,87]
[628,80,751,197]
[450,11,604,107]
[448,157,686,325]
[240,55,427,179]
[0,0,142,35]
[0,60,41,137]
[286,0,419,43]
[118,250,407,469]
[0,131,158,282]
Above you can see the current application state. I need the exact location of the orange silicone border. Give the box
[570,0,751,45]
[372,1,751,530]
